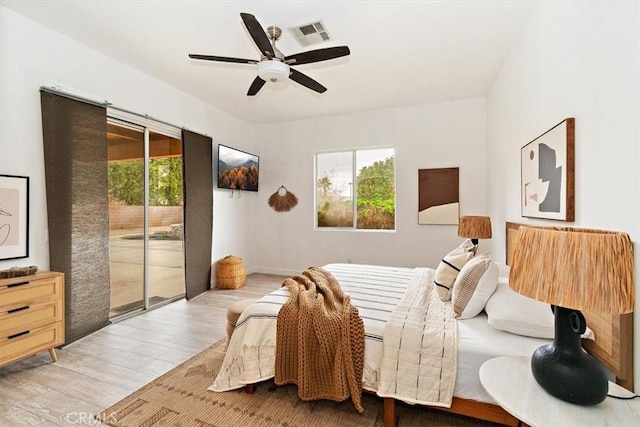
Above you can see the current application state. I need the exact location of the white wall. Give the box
[487,1,640,389]
[0,7,258,278]
[1,6,490,284]
[254,98,488,276]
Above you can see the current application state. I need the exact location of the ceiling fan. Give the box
[188,13,350,96]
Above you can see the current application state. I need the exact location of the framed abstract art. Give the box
[520,118,575,222]
[418,167,459,225]
[0,174,30,260]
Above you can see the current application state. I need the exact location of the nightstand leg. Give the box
[48,348,58,362]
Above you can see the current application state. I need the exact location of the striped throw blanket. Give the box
[377,268,457,407]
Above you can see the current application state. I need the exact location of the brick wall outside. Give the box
[109,203,183,230]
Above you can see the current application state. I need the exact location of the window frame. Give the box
[314,146,396,232]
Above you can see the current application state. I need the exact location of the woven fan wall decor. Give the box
[268,186,298,212]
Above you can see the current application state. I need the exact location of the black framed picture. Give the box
[0,174,29,260]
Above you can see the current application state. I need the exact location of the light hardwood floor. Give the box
[0,273,286,427]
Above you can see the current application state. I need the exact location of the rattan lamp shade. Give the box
[457,216,492,240]
[509,226,635,314]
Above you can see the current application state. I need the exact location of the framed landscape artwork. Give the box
[520,118,575,222]
[0,174,29,260]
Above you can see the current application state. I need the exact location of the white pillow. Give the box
[434,240,475,301]
[452,254,498,319]
[485,282,556,338]
[485,282,594,339]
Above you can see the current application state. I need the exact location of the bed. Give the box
[209,222,634,426]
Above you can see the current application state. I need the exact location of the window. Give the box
[315,148,395,230]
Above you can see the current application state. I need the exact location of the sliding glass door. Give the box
[147,131,185,309]
[107,118,185,319]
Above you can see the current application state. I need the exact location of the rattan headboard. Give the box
[505,221,634,391]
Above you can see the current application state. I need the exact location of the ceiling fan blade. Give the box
[247,76,266,96]
[189,54,258,64]
[285,46,350,66]
[240,13,275,58]
[289,69,327,94]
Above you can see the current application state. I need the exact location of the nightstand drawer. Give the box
[0,299,63,338]
[0,276,62,306]
[0,271,65,367]
[0,322,64,366]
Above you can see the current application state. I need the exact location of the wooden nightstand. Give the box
[479,356,640,426]
[0,271,65,366]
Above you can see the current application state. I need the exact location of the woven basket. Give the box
[216,255,246,289]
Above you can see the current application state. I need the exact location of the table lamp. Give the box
[458,216,492,252]
[509,225,635,405]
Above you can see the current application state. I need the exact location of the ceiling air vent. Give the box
[288,21,331,47]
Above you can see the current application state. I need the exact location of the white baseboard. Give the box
[249,266,299,277]
[209,266,296,289]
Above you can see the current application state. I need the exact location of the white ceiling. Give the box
[2,1,536,124]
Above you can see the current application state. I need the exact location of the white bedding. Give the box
[456,312,551,402]
[209,263,414,393]
[377,267,456,407]
[209,263,552,405]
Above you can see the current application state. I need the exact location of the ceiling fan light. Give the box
[257,60,290,83]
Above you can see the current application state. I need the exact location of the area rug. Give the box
[99,340,499,427]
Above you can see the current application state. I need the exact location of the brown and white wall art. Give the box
[418,167,459,225]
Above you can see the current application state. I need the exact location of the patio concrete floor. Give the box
[109,227,185,317]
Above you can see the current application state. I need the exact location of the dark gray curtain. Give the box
[182,130,213,300]
[40,90,110,344]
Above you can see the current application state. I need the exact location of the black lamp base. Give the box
[531,306,608,406]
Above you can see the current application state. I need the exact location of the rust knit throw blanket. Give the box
[275,267,365,413]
